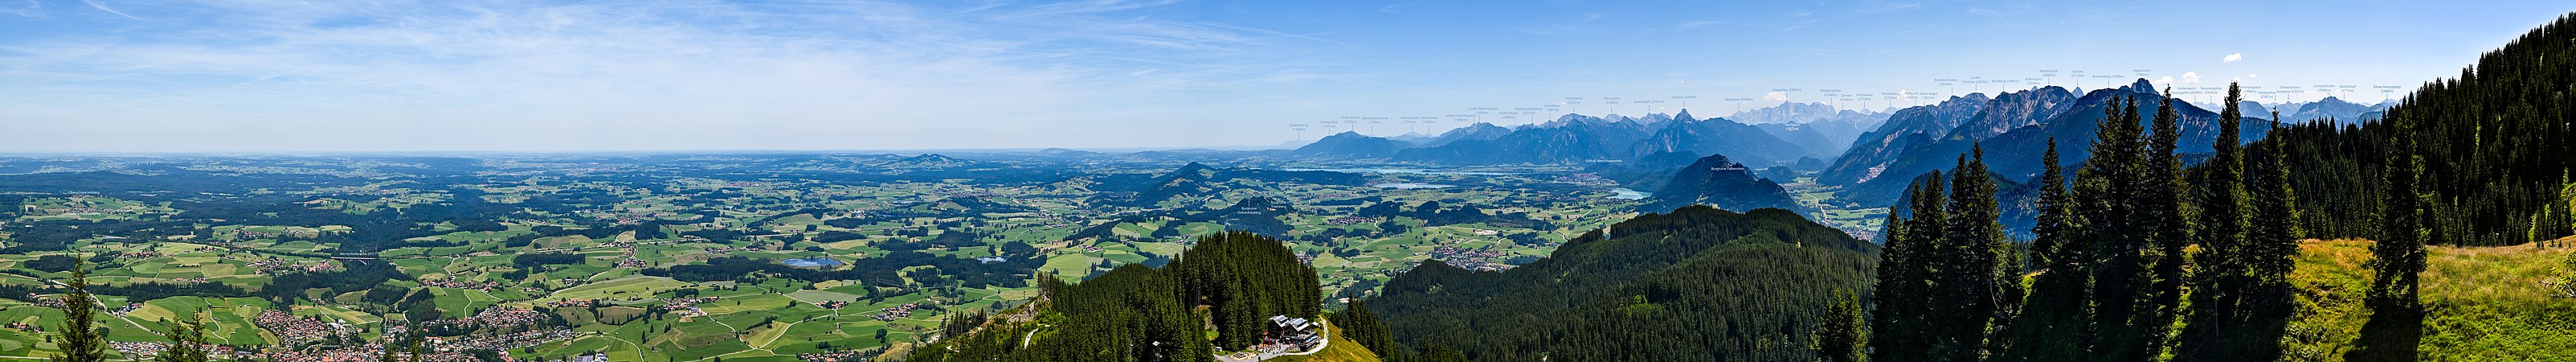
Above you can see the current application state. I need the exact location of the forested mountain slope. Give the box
[1362,205,1876,362]
[1644,154,1808,214]
[2262,13,2576,246]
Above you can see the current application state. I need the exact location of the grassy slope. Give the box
[2283,238,2576,361]
[1270,319,1381,362]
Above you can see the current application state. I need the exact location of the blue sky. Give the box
[2,0,2566,151]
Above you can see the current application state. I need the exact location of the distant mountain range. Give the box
[1820,80,2270,207]
[1267,99,1895,167]
[1290,131,1413,158]
[1728,102,1888,158]
[1419,122,1512,147]
[873,153,995,171]
[1278,107,1882,168]
[1076,162,1365,207]
[2268,97,2396,125]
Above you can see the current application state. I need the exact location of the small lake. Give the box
[779,257,844,267]
[1373,183,1457,189]
[1606,188,1650,200]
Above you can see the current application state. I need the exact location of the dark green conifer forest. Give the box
[1364,206,1879,362]
[906,231,1320,362]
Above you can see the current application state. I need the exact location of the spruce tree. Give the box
[2239,111,2304,361]
[2251,110,2308,268]
[155,309,213,362]
[2354,103,2433,362]
[2031,138,2076,267]
[2370,107,2431,312]
[2177,83,2253,360]
[1337,300,1397,359]
[51,258,107,362]
[1987,243,2025,359]
[1867,212,1922,362]
[1871,175,1946,362]
[1811,290,1866,362]
[2129,88,2191,362]
[2087,96,2154,361]
[1217,282,1257,351]
[1930,146,2006,362]
[1998,138,2091,362]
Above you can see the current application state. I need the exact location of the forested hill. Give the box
[1360,205,1877,362]
[2264,13,2576,246]
[905,231,1323,362]
[1644,154,1809,214]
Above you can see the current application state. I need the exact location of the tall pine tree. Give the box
[2349,101,2435,362]
[1335,300,1398,360]
[2176,83,2255,360]
[1868,211,1925,362]
[1929,146,2006,362]
[1812,290,1866,362]
[1872,174,1948,362]
[2135,87,2192,361]
[51,258,107,362]
[2087,96,2157,362]
[154,309,213,362]
[1998,138,2091,362]
[2239,111,2306,361]
[2370,102,2431,313]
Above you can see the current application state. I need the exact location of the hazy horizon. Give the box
[4,0,2562,152]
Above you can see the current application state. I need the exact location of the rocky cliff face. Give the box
[1820,93,1993,185]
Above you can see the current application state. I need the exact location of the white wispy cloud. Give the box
[2222,53,2243,63]
[1515,13,1605,35]
[1859,2,1923,13]
[2180,71,2202,84]
[0,0,1350,151]
[10,0,42,19]
[77,0,136,20]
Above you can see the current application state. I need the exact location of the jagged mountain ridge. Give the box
[2272,97,2394,124]
[1819,93,1994,187]
[1421,122,1513,147]
[1282,108,1866,167]
[1388,111,1809,167]
[1728,103,1892,158]
[1824,79,2272,206]
[1625,113,1812,167]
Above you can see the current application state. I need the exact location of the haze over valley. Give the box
[2,2,2574,362]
